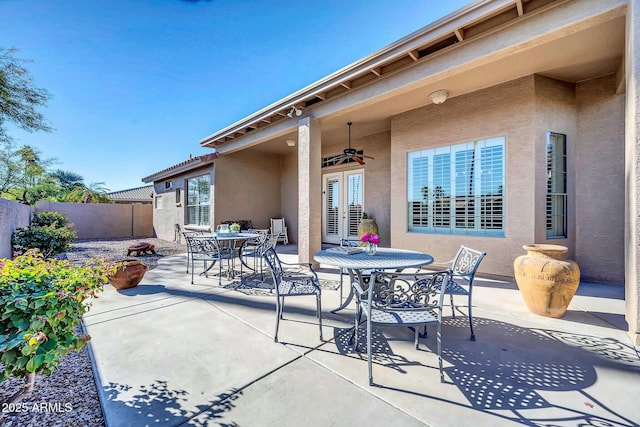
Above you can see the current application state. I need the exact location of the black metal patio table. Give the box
[314,247,434,313]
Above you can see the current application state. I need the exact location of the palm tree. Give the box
[49,169,84,189]
[65,182,112,203]
[12,145,54,203]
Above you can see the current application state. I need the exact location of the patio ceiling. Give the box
[202,0,625,155]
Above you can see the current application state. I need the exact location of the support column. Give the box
[625,0,640,346]
[297,117,322,267]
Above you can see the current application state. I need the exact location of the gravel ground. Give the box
[0,238,187,427]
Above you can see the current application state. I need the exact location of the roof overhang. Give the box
[141,153,218,183]
[199,0,626,153]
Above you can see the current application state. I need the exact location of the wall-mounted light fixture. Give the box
[428,89,450,105]
[286,106,303,118]
[285,139,296,147]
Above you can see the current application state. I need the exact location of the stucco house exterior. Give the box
[145,0,640,344]
[142,153,218,239]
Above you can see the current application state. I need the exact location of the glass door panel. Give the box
[323,170,364,244]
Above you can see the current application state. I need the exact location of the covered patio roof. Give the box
[199,0,625,154]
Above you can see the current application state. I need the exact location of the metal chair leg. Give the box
[367,318,373,386]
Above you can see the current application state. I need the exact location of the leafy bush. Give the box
[0,250,116,385]
[31,211,69,228]
[11,211,77,258]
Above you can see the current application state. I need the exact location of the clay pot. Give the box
[513,244,580,318]
[108,260,148,290]
[357,219,379,241]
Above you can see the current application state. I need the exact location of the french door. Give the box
[322,169,364,244]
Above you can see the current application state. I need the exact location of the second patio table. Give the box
[314,247,434,313]
[197,232,261,278]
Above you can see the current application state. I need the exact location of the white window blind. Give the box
[408,137,505,236]
[186,174,211,226]
[325,177,339,236]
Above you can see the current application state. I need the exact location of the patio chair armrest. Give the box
[352,280,366,297]
[425,258,455,268]
[280,259,309,266]
[280,261,319,279]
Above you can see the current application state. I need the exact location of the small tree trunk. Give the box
[1,372,36,406]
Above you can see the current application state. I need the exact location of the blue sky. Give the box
[0,0,469,192]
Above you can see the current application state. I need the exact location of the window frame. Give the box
[186,174,211,227]
[546,132,568,239]
[407,136,505,237]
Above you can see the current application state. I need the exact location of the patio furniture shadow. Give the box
[340,327,425,374]
[294,317,640,427]
[102,379,241,426]
[112,282,330,324]
[419,317,640,426]
[224,273,340,296]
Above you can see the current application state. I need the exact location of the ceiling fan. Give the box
[335,122,375,165]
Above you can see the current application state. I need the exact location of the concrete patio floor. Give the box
[84,245,640,426]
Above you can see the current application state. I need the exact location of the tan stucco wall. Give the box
[533,75,577,254]
[391,76,536,277]
[389,74,624,280]
[152,165,214,241]
[0,198,32,259]
[36,201,153,239]
[575,75,625,283]
[213,151,281,230]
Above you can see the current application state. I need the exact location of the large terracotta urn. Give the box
[357,218,379,241]
[513,244,580,318]
[108,260,147,290]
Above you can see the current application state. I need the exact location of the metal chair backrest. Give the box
[262,247,284,285]
[185,234,219,257]
[261,234,280,254]
[372,271,450,312]
[451,246,486,279]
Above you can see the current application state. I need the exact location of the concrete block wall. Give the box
[36,201,153,239]
[0,198,33,259]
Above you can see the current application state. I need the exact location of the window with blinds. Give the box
[408,137,505,236]
[546,132,567,238]
[186,174,211,226]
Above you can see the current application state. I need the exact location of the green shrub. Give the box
[31,211,69,228]
[11,211,77,258]
[0,250,116,383]
[12,225,77,259]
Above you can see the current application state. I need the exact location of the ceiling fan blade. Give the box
[335,156,348,165]
[362,154,375,160]
[354,156,365,165]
